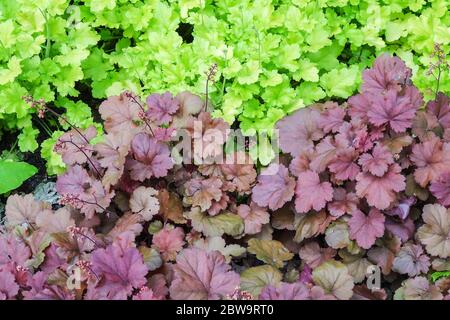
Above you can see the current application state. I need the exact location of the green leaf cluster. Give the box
[1,0,449,173]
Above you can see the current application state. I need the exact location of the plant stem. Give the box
[128,94,155,135]
[44,106,91,145]
[435,65,441,100]
[205,77,210,112]
[39,8,51,59]
[59,139,103,178]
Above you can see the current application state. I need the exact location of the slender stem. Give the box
[205,77,210,112]
[36,118,53,137]
[44,106,91,144]
[87,265,100,280]
[38,8,51,58]
[128,94,155,136]
[435,65,441,100]
[8,139,18,155]
[74,230,101,249]
[204,64,217,112]
[59,139,103,178]
[81,197,115,217]
[254,26,261,69]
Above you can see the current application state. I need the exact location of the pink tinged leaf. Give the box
[361,54,412,94]
[259,282,310,300]
[0,268,19,300]
[309,136,339,173]
[402,276,443,300]
[392,243,430,277]
[348,93,371,122]
[91,243,148,300]
[169,248,239,300]
[276,108,324,157]
[328,188,359,218]
[299,265,313,284]
[129,186,159,221]
[208,193,229,216]
[385,217,415,243]
[94,132,131,188]
[185,177,223,212]
[295,170,333,213]
[426,92,450,129]
[5,193,42,227]
[99,93,141,134]
[0,233,30,266]
[36,207,75,233]
[146,92,180,125]
[220,152,257,193]
[56,165,114,218]
[328,148,360,181]
[385,197,416,220]
[56,126,97,166]
[412,111,440,140]
[185,111,230,157]
[336,119,375,153]
[355,163,405,210]
[252,164,296,211]
[411,135,450,187]
[367,234,401,275]
[148,274,169,300]
[172,92,204,129]
[348,209,385,249]
[153,127,176,142]
[309,286,337,300]
[40,243,67,275]
[34,288,76,300]
[318,104,346,133]
[22,271,47,300]
[358,144,394,177]
[152,226,185,261]
[299,241,336,268]
[133,287,161,300]
[289,151,314,177]
[237,202,270,235]
[367,90,419,133]
[56,165,92,197]
[430,173,450,207]
[128,133,173,181]
[107,213,143,241]
[417,204,450,259]
[23,270,75,300]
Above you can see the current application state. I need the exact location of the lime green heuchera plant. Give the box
[0,0,449,174]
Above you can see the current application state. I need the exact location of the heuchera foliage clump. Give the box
[1,55,449,300]
[250,54,450,300]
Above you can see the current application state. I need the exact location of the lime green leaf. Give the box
[431,271,450,282]
[240,265,282,297]
[0,160,37,194]
[185,208,244,237]
[248,239,294,268]
[320,65,360,98]
[18,126,39,152]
